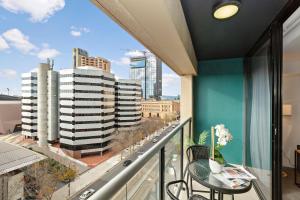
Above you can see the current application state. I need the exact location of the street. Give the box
[71,122,179,200]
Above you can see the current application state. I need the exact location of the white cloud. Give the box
[37,48,60,60]
[0,0,65,22]
[70,26,90,37]
[125,50,145,57]
[162,73,180,87]
[2,28,36,54]
[70,30,81,37]
[0,36,9,50]
[0,69,17,79]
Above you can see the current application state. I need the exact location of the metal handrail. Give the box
[88,117,192,200]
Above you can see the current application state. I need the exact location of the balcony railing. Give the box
[89,117,192,200]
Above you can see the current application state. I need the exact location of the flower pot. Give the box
[209,158,224,174]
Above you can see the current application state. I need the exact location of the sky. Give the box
[0,0,180,96]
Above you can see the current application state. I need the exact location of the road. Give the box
[71,122,179,200]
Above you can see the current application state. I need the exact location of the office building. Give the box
[21,63,59,144]
[72,48,111,72]
[59,67,116,158]
[141,100,180,119]
[129,51,162,100]
[21,71,38,138]
[115,79,142,130]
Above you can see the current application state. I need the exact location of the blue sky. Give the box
[0,0,180,96]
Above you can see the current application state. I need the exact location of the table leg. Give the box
[210,189,215,200]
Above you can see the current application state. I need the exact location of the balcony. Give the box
[87,118,259,200]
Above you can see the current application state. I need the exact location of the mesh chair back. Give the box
[186,145,209,163]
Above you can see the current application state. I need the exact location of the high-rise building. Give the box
[21,63,59,145]
[59,67,116,158]
[129,51,162,100]
[115,79,142,130]
[21,72,37,138]
[72,48,111,72]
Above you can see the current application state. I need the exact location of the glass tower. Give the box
[129,51,162,99]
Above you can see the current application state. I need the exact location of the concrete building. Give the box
[21,72,38,138]
[0,95,21,134]
[115,79,142,130]
[141,100,180,119]
[129,51,162,100]
[72,48,111,72]
[59,67,116,158]
[21,64,59,144]
[0,141,46,200]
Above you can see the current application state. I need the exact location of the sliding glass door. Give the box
[245,37,273,200]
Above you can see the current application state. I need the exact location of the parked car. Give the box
[123,159,132,167]
[152,137,159,143]
[172,125,176,128]
[79,189,95,200]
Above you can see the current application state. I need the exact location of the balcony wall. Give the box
[193,58,244,164]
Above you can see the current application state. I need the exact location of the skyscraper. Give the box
[72,48,111,72]
[129,51,162,100]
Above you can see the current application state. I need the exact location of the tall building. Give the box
[21,71,37,138]
[72,48,111,72]
[129,51,162,100]
[115,79,142,130]
[59,67,116,158]
[21,63,59,145]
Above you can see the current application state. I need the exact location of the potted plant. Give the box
[209,124,233,173]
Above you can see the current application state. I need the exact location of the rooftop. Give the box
[0,94,21,101]
[0,141,46,175]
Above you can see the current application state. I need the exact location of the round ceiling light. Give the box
[213,0,241,20]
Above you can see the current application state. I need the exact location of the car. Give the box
[79,189,95,200]
[172,125,176,128]
[152,137,158,143]
[123,159,132,167]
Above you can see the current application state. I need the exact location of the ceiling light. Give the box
[213,0,241,20]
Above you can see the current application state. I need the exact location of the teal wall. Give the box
[193,58,244,164]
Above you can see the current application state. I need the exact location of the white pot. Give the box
[209,158,224,174]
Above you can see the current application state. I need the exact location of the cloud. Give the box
[162,73,180,87]
[2,28,36,54]
[112,57,130,66]
[70,26,90,37]
[0,69,17,79]
[70,30,81,37]
[0,36,9,51]
[37,48,60,60]
[125,50,145,57]
[0,0,65,22]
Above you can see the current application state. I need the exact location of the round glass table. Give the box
[188,159,252,200]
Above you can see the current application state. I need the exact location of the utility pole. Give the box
[7,88,9,96]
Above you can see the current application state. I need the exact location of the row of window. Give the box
[115,118,141,123]
[60,97,115,102]
[60,105,114,109]
[60,118,115,124]
[60,112,115,117]
[60,125,115,132]
[60,73,115,81]
[60,141,110,151]
[60,133,111,141]
[60,90,115,95]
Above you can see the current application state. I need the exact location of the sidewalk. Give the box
[51,152,122,200]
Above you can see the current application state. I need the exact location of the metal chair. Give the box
[166,180,209,200]
[186,145,210,195]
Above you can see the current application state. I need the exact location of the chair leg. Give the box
[190,175,193,194]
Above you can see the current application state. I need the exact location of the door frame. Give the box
[245,1,300,200]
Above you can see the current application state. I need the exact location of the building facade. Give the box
[21,72,38,138]
[21,64,59,144]
[141,100,180,120]
[0,95,21,134]
[129,51,162,100]
[59,67,116,158]
[115,79,142,130]
[72,48,111,72]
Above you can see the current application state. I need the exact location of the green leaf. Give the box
[198,131,208,145]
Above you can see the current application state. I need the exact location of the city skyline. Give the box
[0,0,180,97]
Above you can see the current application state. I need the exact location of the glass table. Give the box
[188,159,252,200]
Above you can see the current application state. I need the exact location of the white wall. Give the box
[282,73,300,168]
